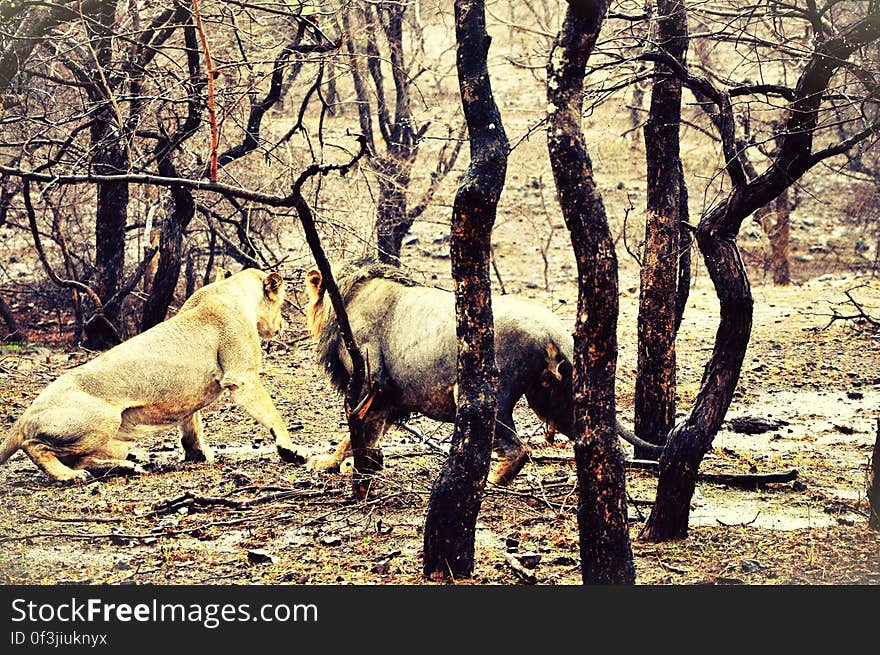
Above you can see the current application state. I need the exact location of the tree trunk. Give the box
[765,187,791,285]
[0,292,20,340]
[422,0,507,581]
[89,0,128,329]
[869,418,880,531]
[547,0,635,585]
[374,155,415,264]
[642,199,754,541]
[140,160,195,331]
[634,0,688,459]
[675,162,692,332]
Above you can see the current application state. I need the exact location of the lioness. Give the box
[0,268,305,483]
[304,260,583,485]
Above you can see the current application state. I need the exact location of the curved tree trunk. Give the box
[89,0,129,330]
[547,0,634,584]
[634,0,688,459]
[422,0,507,581]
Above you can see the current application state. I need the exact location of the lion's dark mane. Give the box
[316,258,422,394]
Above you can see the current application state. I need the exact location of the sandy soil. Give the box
[1,259,879,585]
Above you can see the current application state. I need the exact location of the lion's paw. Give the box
[277,444,307,465]
[306,454,341,473]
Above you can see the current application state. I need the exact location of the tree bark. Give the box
[869,418,880,531]
[89,0,129,329]
[0,292,20,340]
[139,164,195,330]
[422,0,507,581]
[764,187,791,285]
[547,0,634,584]
[634,0,688,459]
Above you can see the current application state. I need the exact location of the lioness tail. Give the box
[0,421,23,464]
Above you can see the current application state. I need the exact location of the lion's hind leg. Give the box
[488,409,529,486]
[21,441,90,484]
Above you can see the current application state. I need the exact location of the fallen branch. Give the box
[146,488,339,516]
[528,453,798,489]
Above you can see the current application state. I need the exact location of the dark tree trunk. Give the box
[140,170,195,330]
[0,292,20,340]
[634,0,688,459]
[547,0,634,585]
[869,418,880,531]
[422,0,507,581]
[675,162,691,332]
[89,0,129,327]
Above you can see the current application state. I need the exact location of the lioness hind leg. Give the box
[230,378,306,464]
[180,411,214,463]
[73,455,144,477]
[21,441,89,484]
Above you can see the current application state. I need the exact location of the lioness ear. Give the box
[263,272,285,301]
[305,268,323,302]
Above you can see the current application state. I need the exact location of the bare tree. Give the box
[642,5,880,540]
[547,0,635,584]
[338,0,463,264]
[422,0,507,581]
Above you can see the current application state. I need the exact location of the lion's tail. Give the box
[0,421,24,465]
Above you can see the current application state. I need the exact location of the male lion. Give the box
[304,259,585,485]
[0,268,305,483]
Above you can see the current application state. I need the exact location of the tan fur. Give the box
[0,269,304,483]
[305,268,325,338]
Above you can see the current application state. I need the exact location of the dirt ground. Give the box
[2,253,879,585]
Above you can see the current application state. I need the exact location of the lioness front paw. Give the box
[306,454,341,473]
[277,444,307,465]
[183,448,215,464]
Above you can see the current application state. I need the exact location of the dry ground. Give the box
[1,259,879,585]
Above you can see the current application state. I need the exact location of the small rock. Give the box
[741,558,767,573]
[505,534,520,553]
[515,552,542,569]
[113,561,132,571]
[846,390,864,400]
[321,534,343,547]
[247,549,277,565]
[551,555,578,567]
[792,480,807,492]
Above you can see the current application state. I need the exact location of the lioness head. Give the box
[256,272,286,340]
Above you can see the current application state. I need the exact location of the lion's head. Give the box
[256,271,286,340]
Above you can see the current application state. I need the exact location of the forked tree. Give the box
[337,0,463,264]
[642,6,880,540]
[547,0,635,584]
[422,0,507,580]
